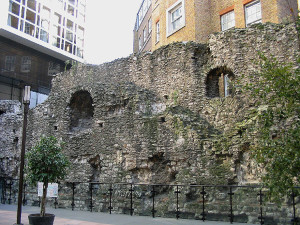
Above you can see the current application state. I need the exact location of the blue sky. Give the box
[84,0,142,64]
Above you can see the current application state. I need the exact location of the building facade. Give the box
[0,0,86,107]
[133,0,298,53]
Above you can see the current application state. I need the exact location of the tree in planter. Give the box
[26,136,70,217]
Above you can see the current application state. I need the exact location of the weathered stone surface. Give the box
[0,22,299,224]
[0,101,22,177]
[24,23,299,185]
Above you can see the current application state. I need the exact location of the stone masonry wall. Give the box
[0,101,22,177]
[1,22,298,224]
[27,22,298,185]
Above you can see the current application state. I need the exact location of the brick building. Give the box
[0,0,86,107]
[133,0,298,53]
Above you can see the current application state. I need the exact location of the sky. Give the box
[84,0,143,65]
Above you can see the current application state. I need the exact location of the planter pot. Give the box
[28,213,55,225]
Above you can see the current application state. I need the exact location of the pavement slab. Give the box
[0,204,256,225]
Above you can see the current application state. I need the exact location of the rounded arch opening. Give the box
[69,90,94,131]
[206,66,235,98]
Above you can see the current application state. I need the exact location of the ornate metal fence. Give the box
[0,177,299,224]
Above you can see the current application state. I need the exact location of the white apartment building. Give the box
[0,0,86,62]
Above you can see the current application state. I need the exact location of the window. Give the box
[167,0,185,36]
[48,61,61,76]
[5,56,16,72]
[221,11,235,31]
[245,0,262,26]
[148,18,152,34]
[7,14,19,29]
[206,67,234,98]
[143,27,147,43]
[21,56,31,72]
[9,0,20,16]
[139,36,142,50]
[224,74,230,97]
[156,21,160,43]
[137,0,151,28]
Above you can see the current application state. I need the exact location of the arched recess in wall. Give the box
[69,90,94,131]
[206,66,235,98]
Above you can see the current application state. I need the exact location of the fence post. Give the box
[8,179,12,204]
[228,186,234,224]
[175,185,181,219]
[1,178,6,204]
[89,183,94,212]
[129,184,134,216]
[151,185,156,218]
[108,184,113,214]
[291,190,299,225]
[22,183,27,206]
[71,182,76,211]
[258,189,264,225]
[54,197,58,209]
[200,186,206,221]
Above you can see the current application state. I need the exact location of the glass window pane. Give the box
[26,9,36,23]
[221,11,235,31]
[25,22,35,36]
[66,30,73,42]
[21,56,31,72]
[67,20,73,30]
[65,42,72,53]
[27,0,36,11]
[245,1,262,26]
[68,0,76,5]
[7,14,19,29]
[67,5,74,16]
[9,1,20,16]
[40,29,48,42]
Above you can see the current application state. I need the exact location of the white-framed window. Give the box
[166,0,185,36]
[224,74,230,97]
[21,56,31,72]
[139,36,142,50]
[143,27,147,43]
[221,10,235,31]
[156,21,160,43]
[245,0,262,26]
[5,56,16,72]
[148,17,152,34]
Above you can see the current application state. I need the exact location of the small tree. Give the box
[239,53,300,202]
[26,136,70,216]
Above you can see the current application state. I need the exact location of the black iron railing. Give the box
[0,177,299,225]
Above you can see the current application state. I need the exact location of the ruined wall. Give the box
[1,22,298,224]
[26,22,299,185]
[0,101,22,177]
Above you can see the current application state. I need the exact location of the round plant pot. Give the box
[28,213,55,225]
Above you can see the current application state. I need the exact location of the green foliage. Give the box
[26,136,70,186]
[242,54,300,201]
[26,136,70,216]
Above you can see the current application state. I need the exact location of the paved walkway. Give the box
[0,204,256,225]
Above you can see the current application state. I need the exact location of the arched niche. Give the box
[206,66,235,98]
[69,90,94,131]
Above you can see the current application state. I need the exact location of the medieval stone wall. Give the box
[0,101,22,177]
[25,22,298,185]
[1,22,298,224]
